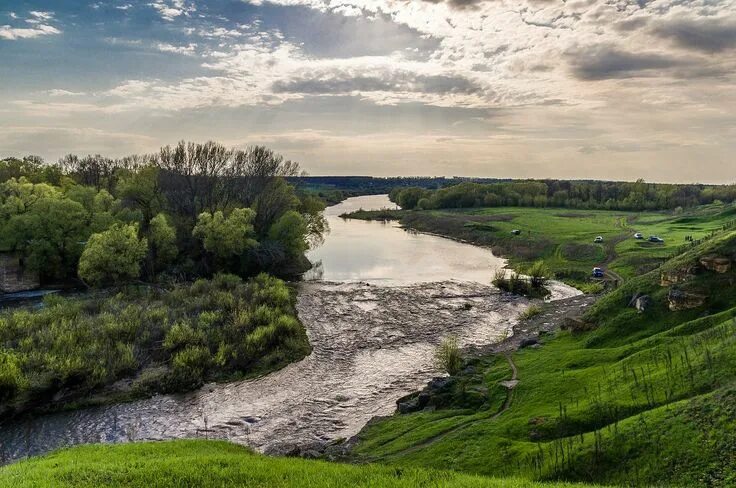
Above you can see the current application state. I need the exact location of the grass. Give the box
[0,440,600,488]
[351,230,736,487]
[345,202,736,287]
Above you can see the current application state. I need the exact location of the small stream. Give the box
[0,195,580,462]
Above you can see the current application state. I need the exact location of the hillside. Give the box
[0,440,597,488]
[351,229,736,487]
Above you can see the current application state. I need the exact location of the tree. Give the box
[4,196,89,280]
[149,213,178,269]
[268,211,309,259]
[78,224,148,286]
[192,208,258,261]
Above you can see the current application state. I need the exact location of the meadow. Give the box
[347,202,736,290]
[350,229,736,487]
[0,440,600,488]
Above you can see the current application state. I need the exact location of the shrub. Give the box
[171,346,212,389]
[78,224,148,286]
[520,304,543,320]
[527,260,550,289]
[435,336,463,375]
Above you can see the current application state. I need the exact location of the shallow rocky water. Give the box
[0,195,580,463]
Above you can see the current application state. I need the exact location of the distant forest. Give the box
[389,179,736,211]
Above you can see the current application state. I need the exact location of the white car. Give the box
[594,236,604,243]
[634,233,643,239]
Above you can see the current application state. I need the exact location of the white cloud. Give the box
[148,0,196,21]
[156,42,198,55]
[0,23,61,40]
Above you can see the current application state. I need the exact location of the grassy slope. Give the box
[350,203,735,287]
[352,228,736,487]
[0,440,598,488]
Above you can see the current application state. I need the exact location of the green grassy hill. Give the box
[347,202,736,289]
[0,440,598,488]
[351,230,736,487]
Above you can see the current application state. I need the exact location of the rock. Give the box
[628,293,652,313]
[519,337,539,348]
[667,288,707,311]
[562,316,594,332]
[660,266,698,286]
[699,254,732,273]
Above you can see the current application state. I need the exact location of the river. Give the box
[0,195,579,462]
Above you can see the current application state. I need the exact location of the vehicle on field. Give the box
[594,236,604,243]
[511,229,521,235]
[592,267,605,278]
[649,235,665,243]
[634,232,643,239]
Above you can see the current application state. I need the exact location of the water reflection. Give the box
[305,195,506,285]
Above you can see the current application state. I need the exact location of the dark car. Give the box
[648,236,664,243]
[511,229,521,235]
[592,267,605,278]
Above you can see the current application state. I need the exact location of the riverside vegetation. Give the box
[2,172,736,488]
[0,143,324,417]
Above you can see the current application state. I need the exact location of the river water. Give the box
[0,195,579,462]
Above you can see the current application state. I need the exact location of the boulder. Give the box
[699,254,732,274]
[562,316,594,332]
[667,288,707,311]
[519,337,539,348]
[628,293,652,313]
[660,265,700,286]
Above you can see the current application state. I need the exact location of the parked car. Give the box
[511,229,521,235]
[648,235,665,243]
[634,233,643,239]
[592,267,605,278]
[594,236,604,243]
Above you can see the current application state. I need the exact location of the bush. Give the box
[526,260,549,289]
[0,274,309,416]
[435,336,463,375]
[520,304,543,320]
[78,224,148,286]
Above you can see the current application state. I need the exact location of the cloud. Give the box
[567,44,688,80]
[0,23,61,40]
[148,0,196,21]
[652,15,736,53]
[156,42,197,55]
[272,71,484,96]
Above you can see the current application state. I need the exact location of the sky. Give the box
[0,0,734,182]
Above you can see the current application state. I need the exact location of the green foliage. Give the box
[527,260,550,288]
[435,336,463,375]
[0,440,596,488]
[520,304,544,320]
[193,208,258,259]
[390,179,736,212]
[0,274,309,416]
[78,224,148,286]
[268,210,308,258]
[354,231,736,488]
[148,213,178,268]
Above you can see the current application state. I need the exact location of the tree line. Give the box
[389,179,736,211]
[0,142,326,287]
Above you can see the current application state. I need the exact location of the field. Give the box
[0,440,598,488]
[350,229,736,487]
[347,203,736,289]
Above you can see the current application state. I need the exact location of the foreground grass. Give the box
[0,440,599,488]
[352,231,736,487]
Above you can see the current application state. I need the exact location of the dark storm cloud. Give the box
[652,16,736,53]
[273,72,484,95]
[567,44,686,80]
